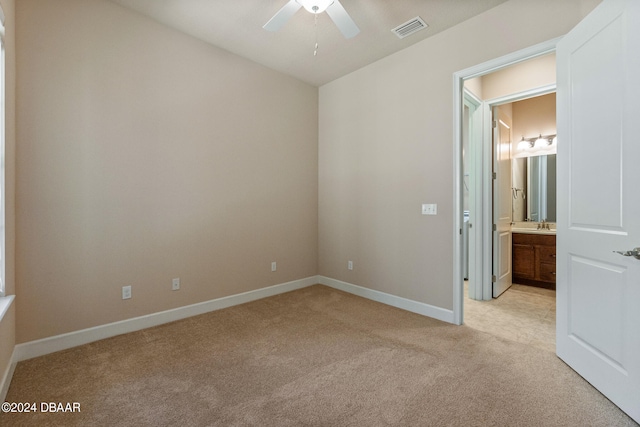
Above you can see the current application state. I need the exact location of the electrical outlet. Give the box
[348,260,353,270]
[122,285,132,300]
[172,278,180,291]
[271,262,277,272]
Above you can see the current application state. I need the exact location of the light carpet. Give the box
[1,285,637,426]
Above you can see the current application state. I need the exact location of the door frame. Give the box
[452,37,560,325]
[462,89,483,300]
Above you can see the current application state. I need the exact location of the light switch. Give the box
[422,203,437,215]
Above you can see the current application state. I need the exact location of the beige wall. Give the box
[15,0,318,343]
[512,93,557,147]
[481,53,557,100]
[463,78,483,100]
[464,53,556,101]
[318,0,599,310]
[511,93,557,221]
[467,52,557,224]
[10,0,601,346]
[0,0,16,391]
[466,52,556,105]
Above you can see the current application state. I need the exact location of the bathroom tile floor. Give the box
[463,282,556,353]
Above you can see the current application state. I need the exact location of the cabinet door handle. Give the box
[551,254,556,258]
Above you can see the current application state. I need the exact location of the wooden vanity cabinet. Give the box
[513,243,535,279]
[512,233,556,290]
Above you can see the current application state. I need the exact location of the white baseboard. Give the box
[4,278,452,402]
[0,350,16,403]
[318,276,455,324]
[12,275,454,364]
[13,276,320,362]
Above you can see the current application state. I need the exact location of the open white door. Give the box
[492,106,512,298]
[557,0,640,422]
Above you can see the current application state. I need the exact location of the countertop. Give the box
[511,227,556,235]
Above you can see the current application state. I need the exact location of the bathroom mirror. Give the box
[512,154,556,222]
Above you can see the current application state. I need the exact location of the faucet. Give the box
[537,220,550,230]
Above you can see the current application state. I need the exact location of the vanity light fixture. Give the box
[518,136,534,151]
[534,134,551,149]
[519,134,557,152]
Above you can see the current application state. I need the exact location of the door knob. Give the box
[613,247,640,259]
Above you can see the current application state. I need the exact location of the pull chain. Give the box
[314,12,319,56]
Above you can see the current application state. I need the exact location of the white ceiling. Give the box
[108,0,508,86]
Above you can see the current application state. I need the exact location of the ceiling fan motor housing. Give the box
[297,0,334,14]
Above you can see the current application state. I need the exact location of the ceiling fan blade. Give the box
[263,0,302,32]
[326,0,360,39]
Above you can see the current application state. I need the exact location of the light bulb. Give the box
[517,137,531,151]
[534,134,547,149]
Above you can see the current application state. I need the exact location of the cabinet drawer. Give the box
[539,246,556,263]
[540,262,556,283]
[512,233,556,246]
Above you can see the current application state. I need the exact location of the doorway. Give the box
[452,2,640,419]
[452,38,560,327]
[465,56,557,302]
[463,89,558,351]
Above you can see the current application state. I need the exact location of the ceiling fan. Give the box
[263,0,360,39]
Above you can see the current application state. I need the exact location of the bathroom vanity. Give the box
[512,231,556,290]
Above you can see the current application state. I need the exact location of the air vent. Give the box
[391,16,428,39]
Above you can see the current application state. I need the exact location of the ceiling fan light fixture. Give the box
[265,0,359,39]
[297,0,334,14]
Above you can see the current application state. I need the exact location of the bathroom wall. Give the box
[512,93,557,156]
[465,57,557,224]
[512,93,557,221]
